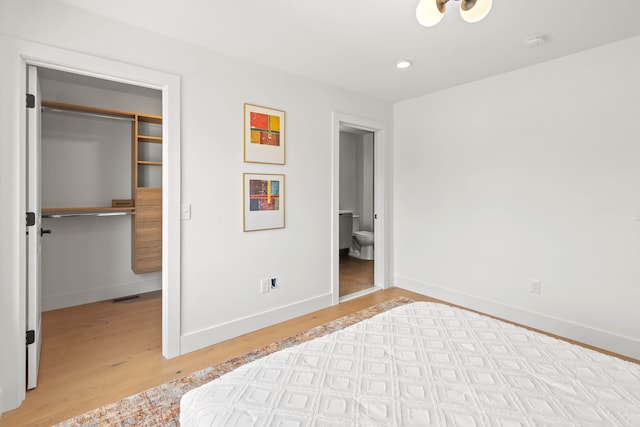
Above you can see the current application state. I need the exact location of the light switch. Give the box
[181,204,191,220]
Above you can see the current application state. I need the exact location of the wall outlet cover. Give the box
[530,279,541,294]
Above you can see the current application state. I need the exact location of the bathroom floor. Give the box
[339,255,374,297]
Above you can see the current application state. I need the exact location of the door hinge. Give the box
[26,212,35,227]
[26,330,35,345]
[26,93,35,109]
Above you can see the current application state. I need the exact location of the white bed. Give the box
[180,302,640,426]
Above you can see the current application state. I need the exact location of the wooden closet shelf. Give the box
[41,100,137,119]
[137,114,162,124]
[138,135,163,143]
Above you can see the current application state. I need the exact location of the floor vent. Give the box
[112,295,140,303]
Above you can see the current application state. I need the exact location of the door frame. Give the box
[4,39,181,409]
[331,112,391,304]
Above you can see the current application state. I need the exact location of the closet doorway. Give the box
[28,66,164,388]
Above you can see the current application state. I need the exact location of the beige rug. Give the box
[54,297,414,426]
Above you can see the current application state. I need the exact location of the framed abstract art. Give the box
[244,103,285,164]
[243,173,285,231]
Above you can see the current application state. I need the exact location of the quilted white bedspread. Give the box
[180,302,640,426]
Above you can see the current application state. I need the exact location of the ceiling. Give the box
[55,0,640,103]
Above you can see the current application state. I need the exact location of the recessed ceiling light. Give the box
[397,60,412,69]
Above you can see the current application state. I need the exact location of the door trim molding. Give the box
[22,48,181,357]
[331,112,391,304]
[2,37,181,412]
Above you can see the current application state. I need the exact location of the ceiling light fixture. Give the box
[397,60,413,69]
[416,0,492,27]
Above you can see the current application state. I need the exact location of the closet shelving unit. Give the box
[133,112,163,274]
[41,100,163,274]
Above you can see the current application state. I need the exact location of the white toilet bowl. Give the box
[351,230,374,260]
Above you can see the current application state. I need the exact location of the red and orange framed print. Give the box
[244,103,285,164]
[243,173,285,231]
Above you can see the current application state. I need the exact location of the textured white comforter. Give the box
[180,302,640,426]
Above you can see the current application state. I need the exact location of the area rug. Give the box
[54,296,414,427]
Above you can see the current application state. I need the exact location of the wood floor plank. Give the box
[339,255,374,296]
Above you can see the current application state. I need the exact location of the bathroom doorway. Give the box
[331,112,389,305]
[338,127,375,297]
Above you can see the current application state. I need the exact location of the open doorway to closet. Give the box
[38,68,163,304]
[32,67,164,387]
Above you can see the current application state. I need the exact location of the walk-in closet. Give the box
[38,67,163,312]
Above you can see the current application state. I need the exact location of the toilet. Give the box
[349,214,374,260]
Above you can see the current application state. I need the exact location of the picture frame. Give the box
[244,103,286,165]
[243,173,285,231]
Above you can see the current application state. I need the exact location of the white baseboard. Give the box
[396,275,640,360]
[42,277,162,311]
[339,286,382,303]
[180,293,333,355]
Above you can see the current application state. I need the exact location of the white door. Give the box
[26,65,43,390]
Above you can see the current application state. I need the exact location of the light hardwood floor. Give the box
[339,255,374,296]
[1,287,637,426]
[0,288,426,426]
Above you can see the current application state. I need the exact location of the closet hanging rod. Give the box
[43,211,134,219]
[41,107,135,122]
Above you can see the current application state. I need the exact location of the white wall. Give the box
[339,131,374,232]
[0,0,392,413]
[40,76,162,115]
[394,35,640,359]
[39,76,162,310]
[362,133,374,232]
[0,32,25,417]
[339,131,362,213]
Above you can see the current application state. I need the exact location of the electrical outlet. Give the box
[530,279,541,294]
[271,278,278,289]
[260,279,270,294]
